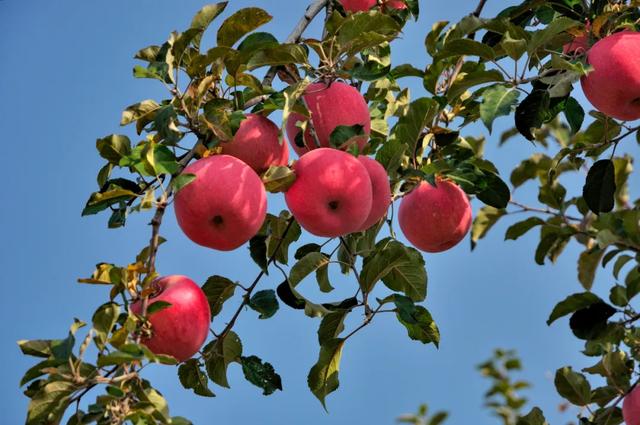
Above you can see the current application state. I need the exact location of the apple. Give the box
[623,385,640,425]
[339,0,375,12]
[286,81,371,156]
[356,156,391,231]
[581,31,640,121]
[398,180,472,253]
[220,113,289,173]
[285,148,373,237]
[339,0,407,12]
[131,275,211,362]
[174,155,267,251]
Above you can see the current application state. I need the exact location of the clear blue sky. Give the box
[2,1,638,424]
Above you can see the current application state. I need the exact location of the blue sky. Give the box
[2,1,639,424]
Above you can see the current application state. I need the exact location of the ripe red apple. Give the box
[339,0,406,12]
[623,385,640,425]
[356,156,391,231]
[220,114,289,173]
[131,275,211,362]
[285,148,373,237]
[174,155,267,251]
[398,180,472,253]
[286,81,371,156]
[339,0,375,12]
[581,31,640,121]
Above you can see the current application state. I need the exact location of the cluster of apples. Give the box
[577,30,640,121]
[133,80,474,362]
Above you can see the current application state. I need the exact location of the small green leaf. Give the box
[569,301,616,340]
[577,248,604,291]
[96,135,132,163]
[289,252,331,287]
[249,290,279,319]
[318,312,348,346]
[392,295,440,346]
[505,217,545,241]
[554,367,591,406]
[516,407,547,425]
[170,174,196,193]
[583,159,616,215]
[240,355,282,396]
[217,8,272,48]
[329,124,365,150]
[92,302,120,350]
[547,292,602,325]
[480,85,520,133]
[178,359,215,397]
[307,338,345,409]
[262,166,295,193]
[471,206,505,249]
[564,97,584,134]
[147,300,172,315]
[201,276,236,318]
[203,331,243,388]
[190,2,229,49]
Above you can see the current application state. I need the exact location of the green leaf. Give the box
[203,331,242,388]
[249,290,279,319]
[391,98,439,156]
[505,217,545,241]
[96,135,132,163]
[246,44,308,70]
[92,302,120,350]
[170,174,196,193]
[201,276,236,318]
[577,248,604,291]
[447,69,504,100]
[438,38,496,61]
[515,90,549,141]
[334,12,402,56]
[516,407,548,425]
[471,206,505,249]
[178,359,215,397]
[329,124,365,150]
[308,338,345,409]
[97,344,145,367]
[554,367,591,406]
[318,312,348,346]
[583,159,616,215]
[476,172,511,209]
[249,233,268,273]
[120,100,160,128]
[240,355,282,396]
[266,212,301,265]
[361,238,427,302]
[190,2,228,49]
[261,166,296,193]
[147,300,172,315]
[216,7,272,48]
[480,85,520,133]
[547,292,602,325]
[528,17,580,54]
[392,295,440,346]
[289,252,331,287]
[26,380,75,425]
[564,96,584,134]
[569,301,616,340]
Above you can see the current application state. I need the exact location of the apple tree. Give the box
[17,0,640,424]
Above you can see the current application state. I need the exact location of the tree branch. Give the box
[262,0,329,86]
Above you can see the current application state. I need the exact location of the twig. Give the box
[263,0,329,87]
[218,219,296,340]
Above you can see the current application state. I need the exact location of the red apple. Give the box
[285,148,373,237]
[356,156,391,231]
[131,275,211,362]
[398,180,472,253]
[286,81,371,156]
[385,0,407,9]
[623,385,640,425]
[581,31,640,121]
[174,155,267,251]
[220,114,289,173]
[340,0,376,12]
[339,0,406,12]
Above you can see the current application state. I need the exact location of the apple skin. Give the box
[174,155,267,251]
[356,156,391,231]
[131,275,211,362]
[581,31,640,121]
[623,385,640,425]
[339,0,406,12]
[285,148,373,237]
[339,0,375,12]
[398,180,472,253]
[220,114,289,173]
[286,81,371,156]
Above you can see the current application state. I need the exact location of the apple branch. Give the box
[262,0,329,87]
